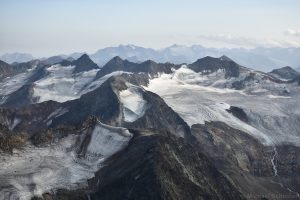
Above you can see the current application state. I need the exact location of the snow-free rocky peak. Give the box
[269,66,300,80]
[72,54,99,73]
[68,54,99,73]
[95,57,177,79]
[188,56,243,78]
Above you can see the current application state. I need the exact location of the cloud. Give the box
[285,29,300,37]
[197,34,261,48]
[196,34,300,48]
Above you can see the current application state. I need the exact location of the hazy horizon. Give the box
[2,43,300,59]
[1,0,300,57]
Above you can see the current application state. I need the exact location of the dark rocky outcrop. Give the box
[269,66,300,80]
[42,56,64,65]
[191,121,300,198]
[90,130,245,200]
[0,124,27,153]
[60,54,99,73]
[95,56,177,79]
[188,56,242,78]
[0,100,61,135]
[72,54,99,73]
[0,60,13,80]
[124,90,191,138]
[275,145,300,193]
[226,106,248,122]
[51,76,123,127]
[0,59,41,80]
[118,73,150,86]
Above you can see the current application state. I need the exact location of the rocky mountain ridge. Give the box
[0,54,299,199]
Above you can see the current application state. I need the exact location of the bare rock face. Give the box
[0,124,27,153]
[269,66,300,80]
[39,130,245,200]
[0,100,61,135]
[226,106,248,122]
[0,60,14,80]
[0,59,41,80]
[123,90,191,138]
[71,54,99,74]
[275,145,300,193]
[191,121,300,198]
[95,56,177,79]
[188,56,242,78]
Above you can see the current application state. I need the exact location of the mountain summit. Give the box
[269,66,300,80]
[72,54,99,73]
[188,56,242,78]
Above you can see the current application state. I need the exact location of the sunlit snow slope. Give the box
[119,85,148,122]
[145,66,300,146]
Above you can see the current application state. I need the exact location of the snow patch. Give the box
[119,86,148,122]
[87,124,132,158]
[267,95,291,99]
[9,118,21,131]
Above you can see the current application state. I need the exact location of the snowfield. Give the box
[145,66,300,146]
[32,66,133,103]
[0,123,132,200]
[32,65,100,102]
[0,63,134,105]
[0,69,38,104]
[119,85,148,122]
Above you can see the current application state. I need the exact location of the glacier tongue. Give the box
[0,123,132,200]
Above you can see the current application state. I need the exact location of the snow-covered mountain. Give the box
[88,44,300,72]
[0,54,300,199]
[0,53,34,64]
[3,45,300,72]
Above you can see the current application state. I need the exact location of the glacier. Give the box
[145,66,300,146]
[0,122,132,200]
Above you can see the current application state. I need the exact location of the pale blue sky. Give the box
[1,0,300,56]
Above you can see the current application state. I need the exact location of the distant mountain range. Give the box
[1,45,300,72]
[90,45,300,72]
[0,52,34,64]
